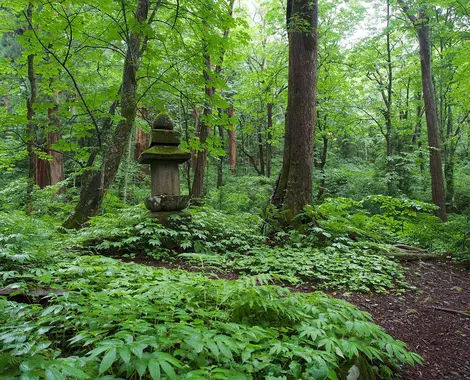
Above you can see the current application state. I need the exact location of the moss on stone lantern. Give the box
[138,113,191,215]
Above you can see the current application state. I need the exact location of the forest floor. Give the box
[333,260,470,380]
[123,255,470,380]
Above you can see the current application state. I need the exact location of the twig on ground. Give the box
[433,306,470,318]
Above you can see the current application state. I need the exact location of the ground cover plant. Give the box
[0,215,422,379]
[68,194,463,294]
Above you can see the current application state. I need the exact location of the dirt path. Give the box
[121,255,470,379]
[337,260,470,379]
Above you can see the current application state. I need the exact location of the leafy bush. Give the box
[320,164,387,200]
[206,176,274,213]
[441,213,470,263]
[72,204,264,257]
[0,178,27,212]
[309,196,443,249]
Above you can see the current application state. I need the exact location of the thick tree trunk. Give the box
[34,106,63,190]
[417,17,447,221]
[64,0,149,228]
[398,2,447,221]
[35,155,50,189]
[25,3,36,216]
[228,106,236,175]
[271,0,318,218]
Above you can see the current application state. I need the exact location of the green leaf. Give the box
[148,360,161,380]
[59,364,89,379]
[118,346,131,364]
[159,360,177,379]
[216,342,233,360]
[45,368,65,380]
[99,347,116,374]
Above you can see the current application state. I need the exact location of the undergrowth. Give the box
[1,251,421,379]
[2,192,464,378]
[68,196,455,293]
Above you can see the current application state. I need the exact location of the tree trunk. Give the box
[192,0,235,198]
[416,15,447,221]
[228,106,236,175]
[120,127,134,203]
[191,53,212,200]
[35,155,50,189]
[266,103,273,178]
[316,135,328,200]
[25,3,36,216]
[48,104,65,193]
[398,2,447,221]
[135,108,149,161]
[34,105,63,190]
[445,105,459,208]
[64,0,149,228]
[271,0,318,218]
[385,0,394,195]
[217,122,224,188]
[257,120,265,176]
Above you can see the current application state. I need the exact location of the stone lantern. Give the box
[139,113,191,217]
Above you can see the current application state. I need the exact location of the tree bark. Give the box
[48,104,65,192]
[266,103,273,178]
[385,0,394,195]
[271,0,318,218]
[398,2,447,221]
[135,108,149,161]
[416,15,447,221]
[257,120,265,176]
[316,135,328,200]
[228,106,236,175]
[64,0,149,228]
[217,119,224,188]
[191,0,235,198]
[25,2,36,216]
[191,52,212,199]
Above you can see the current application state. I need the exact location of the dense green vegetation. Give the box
[1,0,469,378]
[0,194,429,379]
[1,181,468,378]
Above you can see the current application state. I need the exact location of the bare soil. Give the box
[328,260,470,380]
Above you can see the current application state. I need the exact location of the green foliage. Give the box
[207,176,274,213]
[71,201,409,293]
[310,196,443,249]
[0,251,421,379]
[441,213,470,263]
[72,204,264,258]
[319,164,387,200]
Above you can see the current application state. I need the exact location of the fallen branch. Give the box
[379,251,440,261]
[393,244,428,253]
[433,306,470,319]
